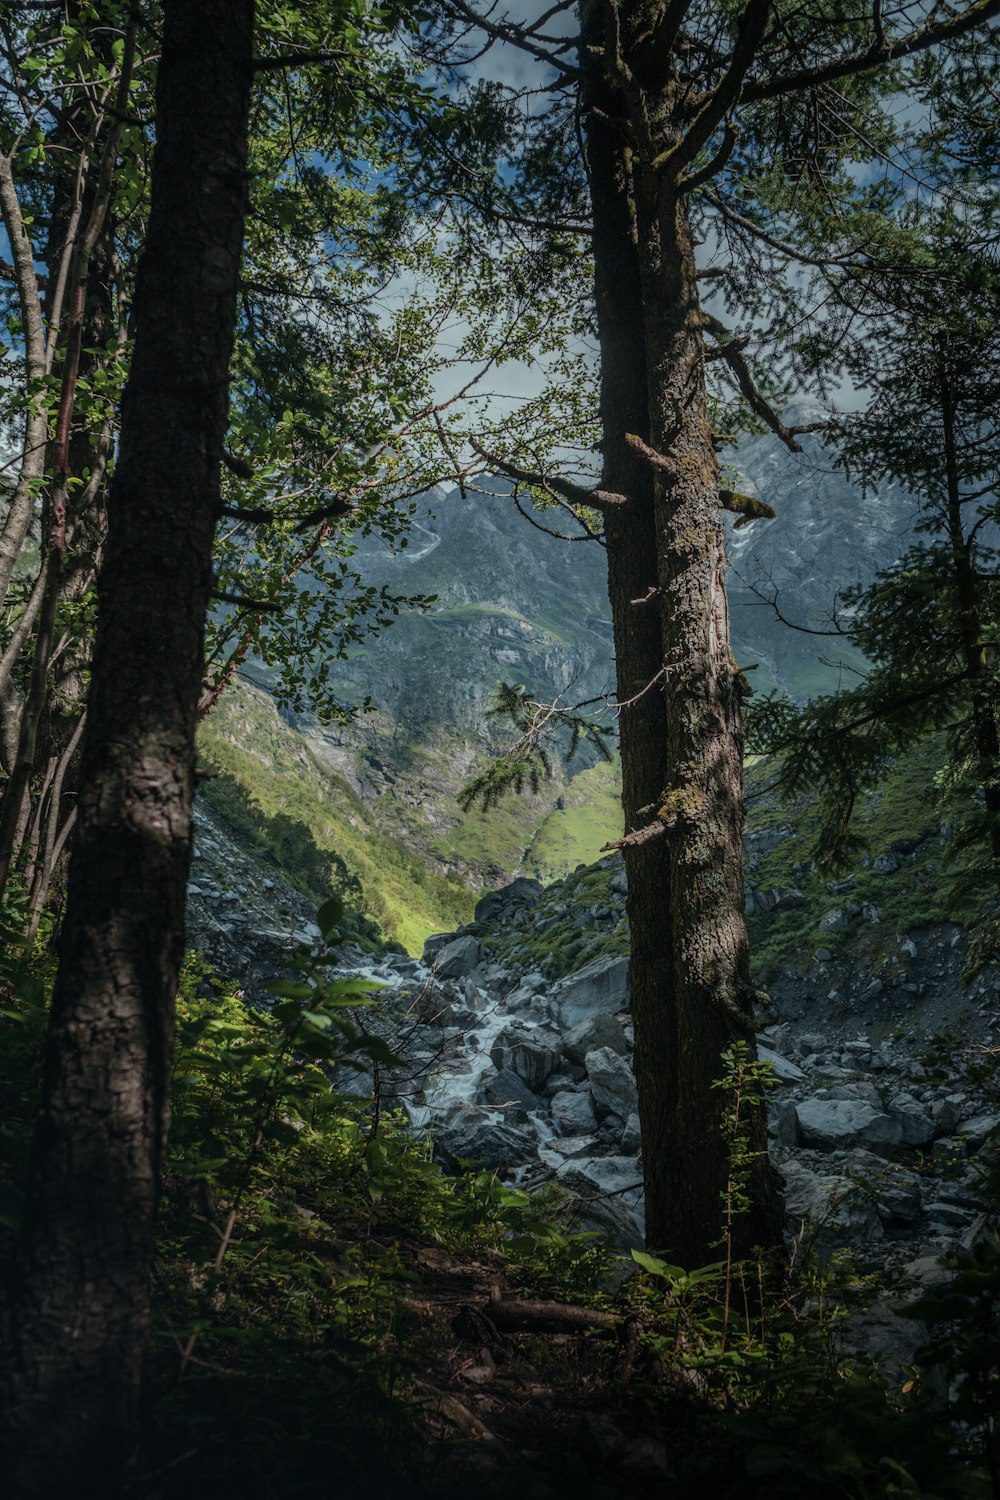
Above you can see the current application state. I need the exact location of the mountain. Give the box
[199,425,924,948]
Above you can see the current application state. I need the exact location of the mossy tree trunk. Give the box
[2,1,254,1489]
[580,1,783,1266]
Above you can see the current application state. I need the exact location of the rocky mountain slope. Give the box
[202,424,923,947]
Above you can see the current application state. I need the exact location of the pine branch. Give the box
[742,0,1000,105]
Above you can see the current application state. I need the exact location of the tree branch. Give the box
[653,0,770,177]
[472,441,627,510]
[742,0,1000,105]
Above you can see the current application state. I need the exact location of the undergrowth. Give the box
[1,909,998,1499]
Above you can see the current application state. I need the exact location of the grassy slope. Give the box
[199,682,629,953]
[199,683,476,952]
[470,735,986,984]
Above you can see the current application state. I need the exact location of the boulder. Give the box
[770,887,807,911]
[757,1045,806,1083]
[620,1111,641,1155]
[768,1099,800,1148]
[959,1111,1000,1146]
[422,932,455,961]
[549,954,630,1028]
[887,1093,938,1146]
[551,1088,599,1136]
[795,1098,903,1153]
[781,1159,883,1248]
[556,1154,645,1247]
[474,878,543,923]
[481,1067,543,1116]
[563,1012,627,1066]
[490,1023,563,1092]
[873,851,900,875]
[434,1109,535,1172]
[585,1046,639,1120]
[433,934,484,979]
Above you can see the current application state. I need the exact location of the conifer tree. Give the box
[749,214,1000,964]
[421,0,1000,1263]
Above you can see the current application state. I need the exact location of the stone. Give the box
[556,1155,645,1247]
[434,1110,535,1172]
[433,934,484,979]
[551,1088,599,1136]
[846,1153,922,1226]
[422,932,454,960]
[563,1012,627,1066]
[873,852,900,875]
[770,887,807,911]
[490,1024,563,1092]
[539,1135,599,1164]
[795,1098,904,1153]
[620,1112,641,1154]
[585,1046,639,1120]
[481,1067,542,1116]
[959,1111,1000,1145]
[887,1093,938,1146]
[930,1096,964,1132]
[781,1159,883,1247]
[757,1045,806,1083]
[474,878,543,923]
[818,907,851,931]
[549,954,630,1028]
[768,1099,800,1148]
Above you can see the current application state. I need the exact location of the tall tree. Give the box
[749,217,1000,964]
[1,0,254,1488]
[423,0,1000,1263]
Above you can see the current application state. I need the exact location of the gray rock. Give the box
[781,1159,883,1247]
[888,1093,938,1146]
[768,1099,800,1147]
[422,932,454,960]
[846,1153,922,1226]
[551,1088,599,1136]
[930,1096,965,1132]
[490,1024,563,1092]
[770,887,807,911]
[818,907,852,932]
[474,878,543,923]
[757,1045,806,1083]
[556,1154,645,1247]
[539,1134,599,1163]
[795,1098,904,1152]
[433,934,485,979]
[482,1067,542,1116]
[585,1046,639,1120]
[873,851,900,875]
[563,1012,627,1066]
[549,954,630,1028]
[959,1111,1000,1145]
[620,1111,641,1154]
[435,1109,535,1172]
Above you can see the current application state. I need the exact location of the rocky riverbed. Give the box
[186,795,1000,1367]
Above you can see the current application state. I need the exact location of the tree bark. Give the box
[1,1,254,1489]
[939,361,1000,875]
[580,1,783,1265]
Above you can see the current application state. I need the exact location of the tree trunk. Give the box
[2,1,254,1489]
[939,365,1000,875]
[580,2,783,1265]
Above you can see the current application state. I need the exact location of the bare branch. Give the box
[472,441,628,511]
